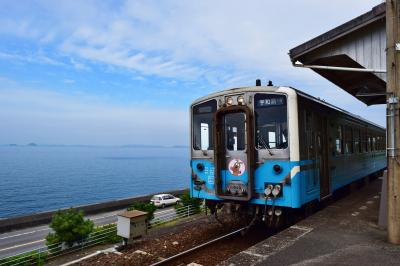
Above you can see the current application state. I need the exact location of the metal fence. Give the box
[0,204,202,266]
[0,224,118,266]
[149,204,201,228]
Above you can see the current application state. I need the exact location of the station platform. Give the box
[221,178,400,266]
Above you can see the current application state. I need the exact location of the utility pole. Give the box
[386,0,400,245]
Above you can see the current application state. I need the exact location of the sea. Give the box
[0,145,189,218]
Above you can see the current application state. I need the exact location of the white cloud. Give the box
[61,42,203,79]
[0,0,387,141]
[0,0,383,84]
[0,51,65,66]
[69,58,90,71]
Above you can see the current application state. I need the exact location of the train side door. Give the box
[315,115,331,198]
[214,106,254,201]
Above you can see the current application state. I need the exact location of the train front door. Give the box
[315,115,331,199]
[214,106,254,201]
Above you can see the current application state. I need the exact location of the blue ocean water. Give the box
[0,146,189,218]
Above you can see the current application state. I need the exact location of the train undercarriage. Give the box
[205,199,294,230]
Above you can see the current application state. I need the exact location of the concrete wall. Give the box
[0,189,188,233]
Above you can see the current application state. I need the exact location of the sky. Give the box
[0,0,385,146]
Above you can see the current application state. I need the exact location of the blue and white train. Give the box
[190,82,386,222]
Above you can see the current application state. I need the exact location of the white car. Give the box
[150,194,180,208]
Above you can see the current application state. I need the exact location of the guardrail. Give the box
[0,189,189,233]
[0,204,203,266]
[149,204,201,228]
[0,224,118,266]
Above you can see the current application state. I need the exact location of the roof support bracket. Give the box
[292,62,386,73]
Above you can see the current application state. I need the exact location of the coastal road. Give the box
[0,207,176,258]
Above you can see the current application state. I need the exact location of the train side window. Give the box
[354,128,361,153]
[376,136,380,150]
[305,110,313,159]
[382,135,385,150]
[335,125,343,155]
[376,136,379,150]
[367,136,371,151]
[378,135,382,150]
[344,126,353,154]
[372,136,376,151]
[371,136,374,151]
[363,131,368,152]
[362,131,367,152]
[370,136,373,151]
[192,100,217,150]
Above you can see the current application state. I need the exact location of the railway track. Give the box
[148,185,361,266]
[150,225,274,266]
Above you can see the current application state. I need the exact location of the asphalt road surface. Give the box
[0,206,176,258]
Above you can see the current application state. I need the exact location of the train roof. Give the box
[294,88,385,131]
[191,86,385,131]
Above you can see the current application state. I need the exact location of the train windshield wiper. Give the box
[257,132,274,156]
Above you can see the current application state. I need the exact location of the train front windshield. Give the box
[254,94,288,150]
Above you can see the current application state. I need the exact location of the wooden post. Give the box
[386,0,400,244]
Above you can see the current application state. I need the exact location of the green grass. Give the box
[90,223,122,244]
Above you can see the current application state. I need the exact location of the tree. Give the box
[175,192,202,213]
[46,208,94,248]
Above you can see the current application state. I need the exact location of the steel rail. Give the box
[150,226,247,266]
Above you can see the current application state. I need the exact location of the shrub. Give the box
[46,208,94,248]
[127,202,157,220]
[175,192,202,213]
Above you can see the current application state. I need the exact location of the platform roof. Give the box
[289,3,386,105]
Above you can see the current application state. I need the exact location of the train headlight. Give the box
[272,184,281,197]
[226,97,233,105]
[264,184,273,197]
[237,96,245,105]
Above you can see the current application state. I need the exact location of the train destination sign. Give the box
[256,95,286,107]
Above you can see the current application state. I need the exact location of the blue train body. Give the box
[190,86,386,211]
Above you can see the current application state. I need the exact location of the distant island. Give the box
[27,143,38,146]
[170,145,188,148]
[120,144,164,148]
